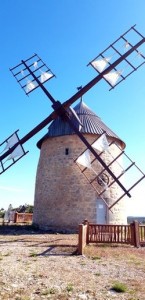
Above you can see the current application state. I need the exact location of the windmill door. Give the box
[96,198,107,224]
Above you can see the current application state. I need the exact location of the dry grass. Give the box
[0,226,145,299]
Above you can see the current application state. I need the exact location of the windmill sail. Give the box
[92,133,109,152]
[76,149,91,169]
[40,71,53,83]
[7,145,25,160]
[4,133,19,150]
[103,70,123,86]
[91,57,111,72]
[26,80,36,93]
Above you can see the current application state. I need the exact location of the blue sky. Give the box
[0,0,145,216]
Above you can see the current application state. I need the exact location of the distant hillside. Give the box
[127,216,145,224]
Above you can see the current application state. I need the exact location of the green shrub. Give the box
[25,205,33,213]
[0,211,5,218]
[111,282,127,293]
[29,251,37,257]
[91,256,101,260]
[66,283,73,292]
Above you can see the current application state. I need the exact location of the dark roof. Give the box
[37,100,125,149]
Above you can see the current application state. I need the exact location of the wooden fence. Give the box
[3,212,33,224]
[139,225,145,246]
[78,220,145,255]
[15,212,33,224]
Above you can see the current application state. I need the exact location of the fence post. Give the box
[78,222,89,255]
[78,224,84,255]
[15,212,18,223]
[130,221,140,247]
[83,219,89,244]
[14,212,17,223]
[134,221,140,248]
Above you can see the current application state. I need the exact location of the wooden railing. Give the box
[15,212,33,224]
[139,225,145,245]
[88,224,131,244]
[78,220,145,255]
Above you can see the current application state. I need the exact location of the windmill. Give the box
[1,25,145,229]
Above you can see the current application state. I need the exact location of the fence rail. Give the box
[78,220,145,255]
[88,224,132,244]
[139,225,145,245]
[15,212,33,224]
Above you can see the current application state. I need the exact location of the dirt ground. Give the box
[0,225,145,300]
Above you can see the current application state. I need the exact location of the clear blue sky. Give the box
[0,0,145,216]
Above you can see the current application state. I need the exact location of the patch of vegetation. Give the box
[48,288,56,294]
[91,255,101,260]
[0,252,3,261]
[29,251,37,257]
[3,252,11,257]
[41,289,49,295]
[41,288,57,295]
[127,254,142,267]
[66,283,73,292]
[80,261,86,266]
[14,204,34,213]
[15,296,30,300]
[94,272,101,276]
[0,209,5,218]
[111,282,127,293]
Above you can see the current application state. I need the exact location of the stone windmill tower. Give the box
[33,99,127,231]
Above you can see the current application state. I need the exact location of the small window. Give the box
[65,148,69,155]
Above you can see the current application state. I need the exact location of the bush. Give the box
[111,282,127,293]
[0,211,5,218]
[25,205,33,213]
[15,204,34,213]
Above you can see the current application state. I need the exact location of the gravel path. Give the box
[0,227,145,299]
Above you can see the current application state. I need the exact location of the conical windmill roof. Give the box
[37,100,125,149]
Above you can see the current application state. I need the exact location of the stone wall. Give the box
[33,133,127,231]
